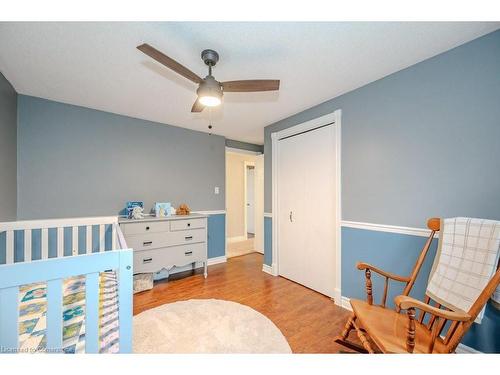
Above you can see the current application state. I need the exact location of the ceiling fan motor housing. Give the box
[201,49,219,66]
[197,76,223,101]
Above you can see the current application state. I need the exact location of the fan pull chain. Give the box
[208,107,213,134]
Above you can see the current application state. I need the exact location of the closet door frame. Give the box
[271,109,342,305]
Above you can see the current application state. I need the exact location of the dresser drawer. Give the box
[121,220,170,235]
[126,232,170,251]
[125,228,206,251]
[168,228,206,247]
[170,218,206,231]
[133,243,206,274]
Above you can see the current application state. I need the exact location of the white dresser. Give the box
[119,214,208,278]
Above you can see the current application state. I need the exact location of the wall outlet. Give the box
[214,186,220,195]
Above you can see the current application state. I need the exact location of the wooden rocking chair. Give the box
[335,218,500,353]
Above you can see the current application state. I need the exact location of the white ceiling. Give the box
[0,22,498,144]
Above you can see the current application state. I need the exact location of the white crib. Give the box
[0,216,133,353]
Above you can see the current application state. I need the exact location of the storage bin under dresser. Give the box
[119,214,208,278]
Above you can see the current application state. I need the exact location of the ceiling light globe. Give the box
[199,95,221,107]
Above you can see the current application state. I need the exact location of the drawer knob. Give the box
[143,258,152,264]
[146,226,150,231]
[187,223,191,227]
[185,251,193,256]
[143,241,153,246]
[185,236,193,241]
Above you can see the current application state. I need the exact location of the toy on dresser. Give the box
[131,206,144,219]
[176,203,191,215]
[154,202,172,218]
[126,201,144,219]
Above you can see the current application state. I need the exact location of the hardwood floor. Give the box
[133,253,355,353]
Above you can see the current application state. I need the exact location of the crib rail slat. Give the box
[24,229,32,262]
[41,228,49,260]
[111,224,117,250]
[0,286,19,351]
[57,227,64,258]
[86,225,92,254]
[85,272,100,353]
[46,279,63,352]
[99,224,105,252]
[6,230,13,264]
[72,227,78,256]
[118,250,133,353]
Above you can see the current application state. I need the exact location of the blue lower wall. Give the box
[263,218,500,353]
[207,213,226,259]
[341,227,436,306]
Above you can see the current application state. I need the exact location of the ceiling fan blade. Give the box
[191,98,205,113]
[221,80,280,92]
[137,43,203,84]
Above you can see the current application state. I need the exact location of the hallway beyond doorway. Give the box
[227,238,256,258]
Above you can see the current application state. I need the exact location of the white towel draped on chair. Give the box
[427,217,500,323]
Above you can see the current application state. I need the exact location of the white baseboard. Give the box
[207,256,227,266]
[262,264,274,275]
[455,343,482,354]
[227,235,247,243]
[341,296,352,311]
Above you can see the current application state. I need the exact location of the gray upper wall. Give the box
[0,72,17,221]
[225,139,263,153]
[17,95,226,219]
[264,30,500,227]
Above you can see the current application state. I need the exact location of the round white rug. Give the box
[133,299,292,353]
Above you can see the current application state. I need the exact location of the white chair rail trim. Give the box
[341,220,437,238]
[192,210,226,215]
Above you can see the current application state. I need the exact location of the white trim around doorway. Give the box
[243,161,256,240]
[225,147,262,156]
[271,109,342,305]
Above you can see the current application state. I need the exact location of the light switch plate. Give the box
[214,187,220,195]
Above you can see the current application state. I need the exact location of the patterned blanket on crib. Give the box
[18,272,120,353]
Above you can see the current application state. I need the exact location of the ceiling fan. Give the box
[137,44,280,113]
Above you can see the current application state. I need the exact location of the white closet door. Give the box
[277,124,337,297]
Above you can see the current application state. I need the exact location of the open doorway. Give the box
[225,148,264,259]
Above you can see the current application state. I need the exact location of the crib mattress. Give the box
[18,272,120,353]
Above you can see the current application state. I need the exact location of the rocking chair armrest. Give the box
[394,295,471,322]
[356,262,411,283]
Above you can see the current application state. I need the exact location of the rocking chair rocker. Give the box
[335,218,500,353]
